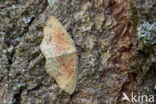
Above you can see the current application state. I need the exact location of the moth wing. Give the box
[40,16,77,94]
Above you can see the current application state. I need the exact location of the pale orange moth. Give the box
[40,16,77,94]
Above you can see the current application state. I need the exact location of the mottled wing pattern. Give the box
[40,16,77,94]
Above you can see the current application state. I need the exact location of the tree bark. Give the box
[0,0,155,104]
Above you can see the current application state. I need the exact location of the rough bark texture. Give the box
[0,0,155,104]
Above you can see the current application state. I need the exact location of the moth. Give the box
[40,16,77,94]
